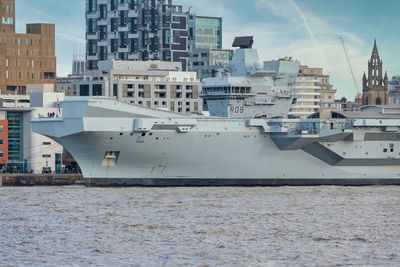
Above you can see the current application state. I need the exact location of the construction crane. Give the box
[339,36,360,95]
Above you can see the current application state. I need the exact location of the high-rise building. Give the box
[187,15,232,79]
[188,15,222,50]
[86,0,189,71]
[0,0,56,95]
[289,63,337,118]
[362,39,388,105]
[72,59,85,76]
[72,42,85,76]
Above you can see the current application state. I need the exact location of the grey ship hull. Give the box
[32,97,400,186]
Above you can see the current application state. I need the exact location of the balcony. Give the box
[297,99,321,103]
[295,92,321,96]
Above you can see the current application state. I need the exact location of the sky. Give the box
[15,0,400,99]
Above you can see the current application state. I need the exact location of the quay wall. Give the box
[1,174,84,186]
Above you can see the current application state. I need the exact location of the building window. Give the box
[0,139,3,145]
[113,84,118,97]
[42,154,51,158]
[0,151,3,157]
[79,84,89,96]
[93,84,103,96]
[42,142,51,145]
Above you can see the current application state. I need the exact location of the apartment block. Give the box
[289,63,338,118]
[73,59,202,114]
[0,0,56,95]
[86,0,188,71]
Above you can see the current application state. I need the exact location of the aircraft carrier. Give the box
[32,37,400,186]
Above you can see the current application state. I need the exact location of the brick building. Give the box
[0,0,56,95]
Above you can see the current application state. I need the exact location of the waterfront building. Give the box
[362,39,388,105]
[288,63,338,118]
[0,0,56,94]
[188,48,233,79]
[188,15,233,79]
[334,98,362,112]
[86,0,188,71]
[0,94,30,108]
[188,15,222,50]
[56,75,85,96]
[0,84,64,173]
[73,59,203,113]
[388,76,400,105]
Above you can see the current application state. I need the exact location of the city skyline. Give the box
[16,0,400,99]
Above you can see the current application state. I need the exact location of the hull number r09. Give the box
[230,106,244,114]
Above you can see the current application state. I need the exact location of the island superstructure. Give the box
[32,37,400,186]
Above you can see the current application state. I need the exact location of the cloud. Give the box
[248,0,373,98]
[286,0,327,65]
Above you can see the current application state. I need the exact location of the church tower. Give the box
[362,39,388,105]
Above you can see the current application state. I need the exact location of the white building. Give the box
[56,75,83,96]
[0,94,30,108]
[388,76,400,105]
[0,84,64,173]
[73,60,203,113]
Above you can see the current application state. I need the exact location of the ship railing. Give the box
[37,113,61,119]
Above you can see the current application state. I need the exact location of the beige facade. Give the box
[289,65,337,118]
[73,60,203,114]
[0,0,56,95]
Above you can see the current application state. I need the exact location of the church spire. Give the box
[362,39,388,106]
[371,38,380,61]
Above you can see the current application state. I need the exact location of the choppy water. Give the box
[1,186,400,266]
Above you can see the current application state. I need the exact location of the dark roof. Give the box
[232,36,254,49]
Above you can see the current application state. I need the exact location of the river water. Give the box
[1,186,400,266]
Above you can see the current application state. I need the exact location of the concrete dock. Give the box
[1,174,84,186]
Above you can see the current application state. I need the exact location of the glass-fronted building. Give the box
[188,15,232,79]
[7,111,23,172]
[188,15,222,49]
[189,48,233,79]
